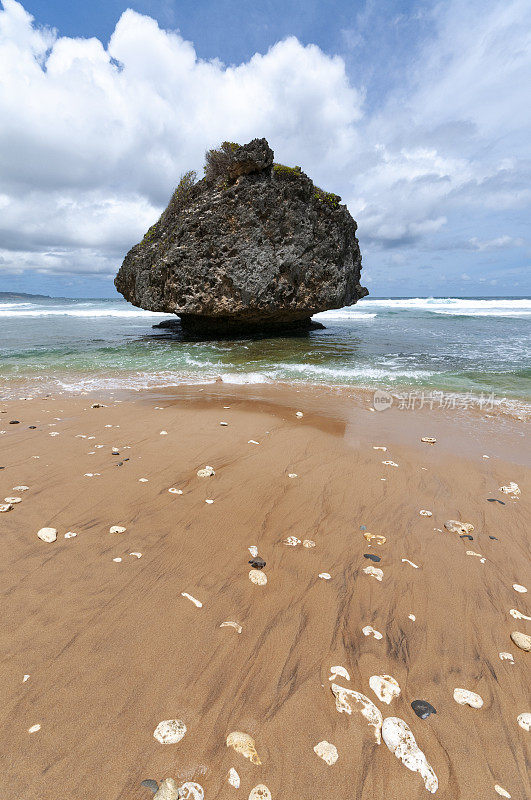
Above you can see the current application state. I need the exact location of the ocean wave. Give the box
[358,297,531,317]
[0,307,169,318]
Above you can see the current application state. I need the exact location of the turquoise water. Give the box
[0,296,530,405]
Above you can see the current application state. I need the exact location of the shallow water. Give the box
[0,295,529,405]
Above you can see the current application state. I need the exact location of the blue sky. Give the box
[0,0,529,298]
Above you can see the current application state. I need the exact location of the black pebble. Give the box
[0,466,4,470]
[411,699,437,719]
[489,536,498,540]
[116,462,123,467]
[487,498,505,505]
[460,534,473,541]
[249,557,266,569]
[28,426,36,429]
[140,779,159,793]
[9,420,20,424]
[364,553,381,562]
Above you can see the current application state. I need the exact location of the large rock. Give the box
[115,138,367,333]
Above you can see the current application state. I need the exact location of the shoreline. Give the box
[0,383,529,798]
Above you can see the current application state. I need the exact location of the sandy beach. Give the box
[0,383,529,799]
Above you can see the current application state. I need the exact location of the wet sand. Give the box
[0,383,529,799]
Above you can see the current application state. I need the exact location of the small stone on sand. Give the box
[4,496,22,503]
[288,473,298,478]
[220,422,228,426]
[249,557,266,569]
[421,437,437,444]
[453,688,483,708]
[249,569,267,585]
[23,674,30,682]
[113,557,122,562]
[160,430,168,435]
[513,583,527,593]
[28,724,41,733]
[37,527,57,543]
[373,446,387,451]
[364,553,381,562]
[303,539,316,548]
[248,545,258,557]
[296,411,304,417]
[153,719,187,744]
[141,779,159,793]
[226,731,261,764]
[248,439,259,445]
[319,572,331,580]
[110,525,126,534]
[313,740,338,765]
[0,503,13,512]
[419,509,432,516]
[510,631,531,651]
[168,488,183,494]
[408,614,416,621]
[64,531,77,538]
[494,786,511,798]
[382,460,399,467]
[139,477,148,482]
[205,499,214,504]
[130,552,142,558]
[12,485,29,491]
[411,700,437,719]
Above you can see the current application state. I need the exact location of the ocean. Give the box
[1,295,530,409]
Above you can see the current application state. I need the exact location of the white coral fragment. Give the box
[179,783,204,800]
[181,592,202,608]
[362,625,383,639]
[249,570,267,585]
[369,674,401,704]
[248,786,271,800]
[517,712,530,731]
[329,665,350,682]
[382,717,438,794]
[283,536,301,546]
[363,565,383,581]
[453,688,483,708]
[499,481,520,496]
[197,465,215,477]
[313,740,338,765]
[228,768,240,788]
[330,683,383,743]
[153,719,187,744]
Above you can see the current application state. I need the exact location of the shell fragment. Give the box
[362,625,383,640]
[363,565,383,581]
[226,731,261,764]
[37,527,57,543]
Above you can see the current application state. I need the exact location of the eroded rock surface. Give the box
[115,138,366,333]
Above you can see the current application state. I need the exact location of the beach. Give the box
[0,382,529,799]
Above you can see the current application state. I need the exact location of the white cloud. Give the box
[0,0,529,286]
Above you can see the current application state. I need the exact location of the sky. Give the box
[0,0,529,299]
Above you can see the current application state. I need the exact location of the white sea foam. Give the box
[355,297,531,317]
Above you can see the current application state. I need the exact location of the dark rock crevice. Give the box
[115,138,367,334]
